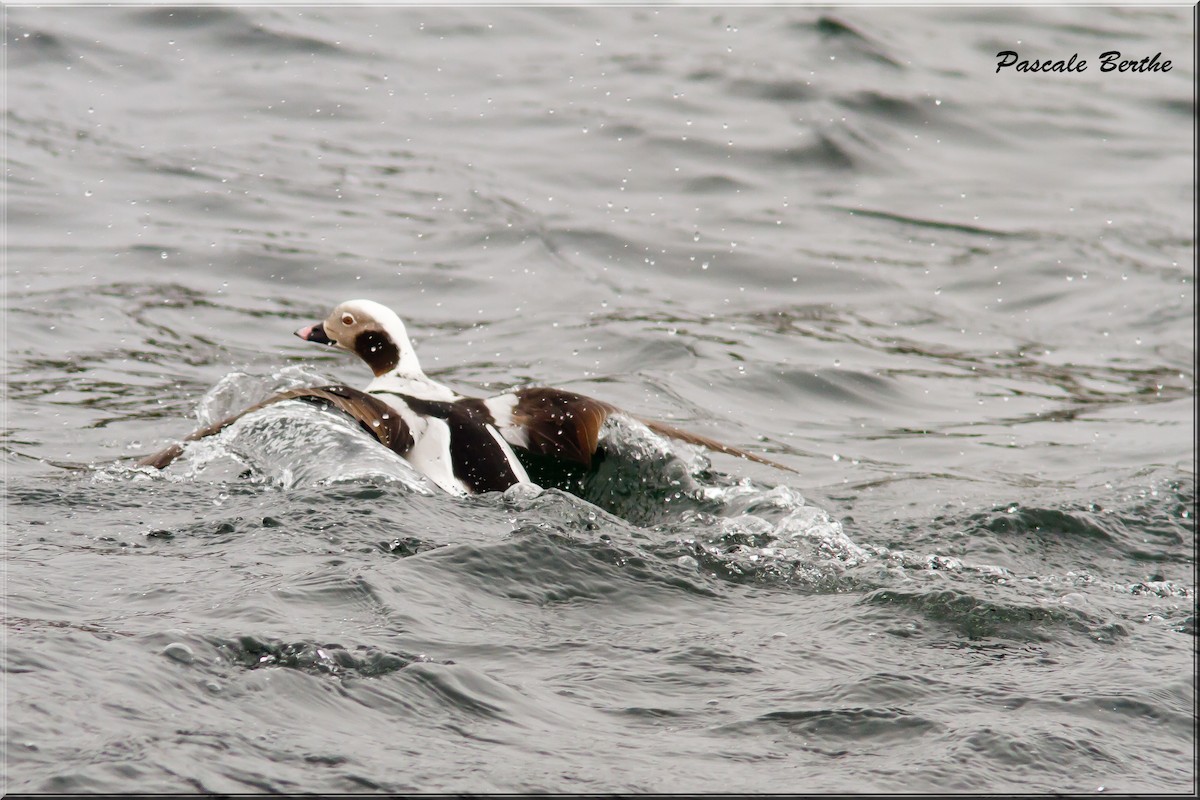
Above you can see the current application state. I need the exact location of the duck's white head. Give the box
[295,299,423,377]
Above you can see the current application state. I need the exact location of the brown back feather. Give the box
[510,387,616,468]
[509,387,796,475]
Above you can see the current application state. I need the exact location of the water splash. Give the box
[195,364,332,425]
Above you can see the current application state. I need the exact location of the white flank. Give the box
[386,403,469,496]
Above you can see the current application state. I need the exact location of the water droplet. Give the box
[163,642,194,664]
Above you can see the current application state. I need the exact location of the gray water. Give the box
[3,5,1195,794]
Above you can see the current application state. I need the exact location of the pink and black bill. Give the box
[295,322,333,345]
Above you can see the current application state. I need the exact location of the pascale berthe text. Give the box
[995,50,1172,74]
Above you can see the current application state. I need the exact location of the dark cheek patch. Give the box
[354,330,400,376]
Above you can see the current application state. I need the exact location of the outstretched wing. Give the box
[137,385,413,470]
[486,386,797,474]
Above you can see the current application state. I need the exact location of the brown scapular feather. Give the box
[510,387,616,468]
[510,387,797,475]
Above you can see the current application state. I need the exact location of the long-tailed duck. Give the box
[139,299,795,494]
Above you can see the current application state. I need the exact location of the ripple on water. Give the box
[4,4,1195,795]
[217,635,426,678]
[714,705,942,755]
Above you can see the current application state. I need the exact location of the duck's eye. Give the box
[341,313,355,326]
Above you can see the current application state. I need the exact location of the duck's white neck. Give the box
[369,315,459,399]
[352,300,425,377]
[367,369,460,402]
[338,299,459,401]
[386,329,425,380]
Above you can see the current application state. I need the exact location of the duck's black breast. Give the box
[372,391,522,494]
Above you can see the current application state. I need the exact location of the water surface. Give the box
[4,5,1195,794]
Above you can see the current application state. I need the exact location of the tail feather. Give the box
[636,416,799,475]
